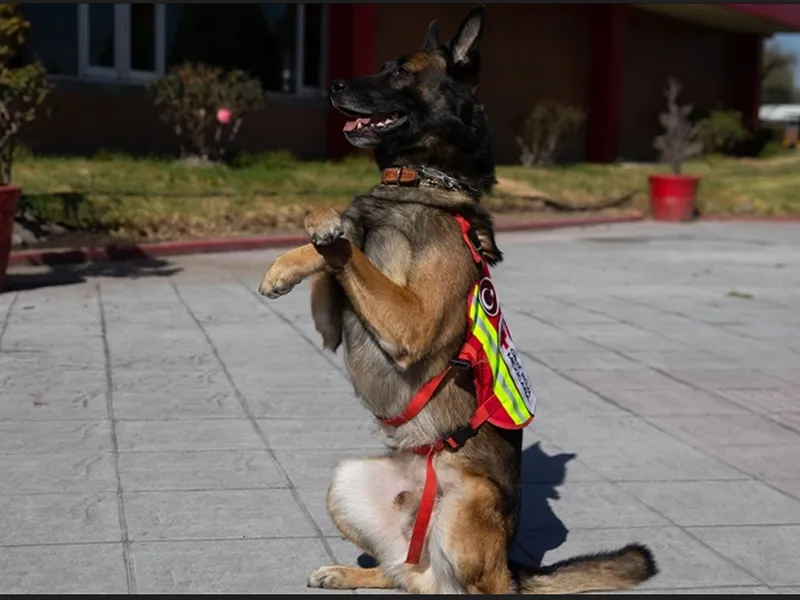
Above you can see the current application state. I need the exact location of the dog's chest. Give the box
[351,199,423,282]
[361,224,414,286]
[339,221,425,409]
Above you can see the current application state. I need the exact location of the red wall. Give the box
[325,4,379,158]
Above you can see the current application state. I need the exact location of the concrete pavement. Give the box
[1,220,799,594]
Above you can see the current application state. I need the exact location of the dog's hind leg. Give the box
[417,473,514,594]
[308,456,415,591]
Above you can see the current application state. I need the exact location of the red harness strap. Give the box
[376,214,503,565]
[390,394,504,565]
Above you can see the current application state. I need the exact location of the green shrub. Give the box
[512,99,585,167]
[696,110,750,156]
[12,141,32,161]
[0,3,51,185]
[759,140,791,158]
[148,62,267,162]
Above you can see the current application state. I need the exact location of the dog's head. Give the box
[329,5,495,190]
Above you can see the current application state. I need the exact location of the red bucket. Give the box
[0,185,21,292]
[648,174,699,222]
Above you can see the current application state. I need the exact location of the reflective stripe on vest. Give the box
[466,276,536,426]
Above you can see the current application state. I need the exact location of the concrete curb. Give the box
[7,212,647,268]
[698,214,800,223]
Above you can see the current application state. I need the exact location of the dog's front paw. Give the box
[307,565,349,589]
[305,207,344,246]
[258,260,300,299]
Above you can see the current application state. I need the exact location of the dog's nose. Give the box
[330,80,347,94]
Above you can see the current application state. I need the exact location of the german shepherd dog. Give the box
[258,5,658,594]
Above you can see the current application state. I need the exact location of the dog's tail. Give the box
[515,543,658,594]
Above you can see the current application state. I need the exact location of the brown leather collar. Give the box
[380,165,473,195]
[380,166,420,186]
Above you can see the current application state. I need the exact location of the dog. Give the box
[258,5,658,594]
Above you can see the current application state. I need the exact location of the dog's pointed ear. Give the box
[422,19,439,50]
[448,4,486,69]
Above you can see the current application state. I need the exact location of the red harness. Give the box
[377,214,530,565]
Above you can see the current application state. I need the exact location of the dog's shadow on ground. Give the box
[4,257,182,292]
[514,441,574,567]
[357,440,574,570]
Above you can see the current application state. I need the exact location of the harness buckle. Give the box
[443,425,478,451]
[448,357,472,369]
[466,227,483,254]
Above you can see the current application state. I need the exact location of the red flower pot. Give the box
[0,185,21,292]
[648,174,699,222]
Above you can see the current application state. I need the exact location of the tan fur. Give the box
[264,206,473,371]
[308,566,394,590]
[442,474,515,594]
[258,243,325,298]
[519,546,658,595]
[405,51,446,75]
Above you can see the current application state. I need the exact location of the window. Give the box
[86,4,115,71]
[78,4,166,82]
[130,4,158,73]
[164,3,326,94]
[17,3,326,94]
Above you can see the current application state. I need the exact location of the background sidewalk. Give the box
[1,221,799,594]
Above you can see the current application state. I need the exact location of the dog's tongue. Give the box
[343,117,371,132]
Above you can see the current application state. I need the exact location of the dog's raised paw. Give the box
[307,565,350,589]
[305,207,344,246]
[258,282,293,299]
[258,263,299,299]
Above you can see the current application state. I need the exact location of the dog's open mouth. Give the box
[342,112,407,135]
[332,100,409,147]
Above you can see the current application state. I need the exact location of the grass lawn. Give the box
[11,150,800,246]
[498,154,800,216]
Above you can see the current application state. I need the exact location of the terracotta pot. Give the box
[648,174,699,222]
[0,184,21,292]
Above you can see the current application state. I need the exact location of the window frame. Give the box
[294,3,329,98]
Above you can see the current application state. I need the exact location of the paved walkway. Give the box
[2,221,799,594]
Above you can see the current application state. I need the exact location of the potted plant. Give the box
[649,78,703,222]
[0,4,50,290]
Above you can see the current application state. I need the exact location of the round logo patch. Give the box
[478,277,499,317]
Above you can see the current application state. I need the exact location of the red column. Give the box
[586,4,626,163]
[733,33,763,132]
[325,4,379,159]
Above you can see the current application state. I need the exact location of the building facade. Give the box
[16,3,800,164]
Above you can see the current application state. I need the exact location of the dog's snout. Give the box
[330,80,347,94]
